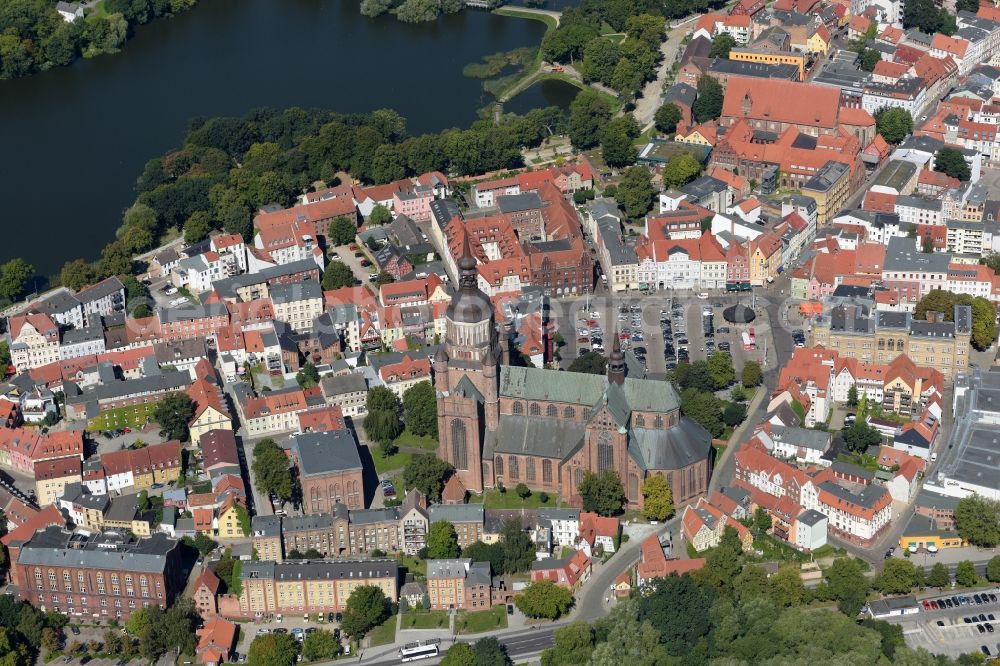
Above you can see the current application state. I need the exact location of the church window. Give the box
[654,415,664,429]
[495,456,504,477]
[634,414,645,427]
[513,401,523,415]
[508,456,519,479]
[542,460,552,483]
[530,403,541,416]
[451,420,468,470]
[629,474,639,500]
[526,458,536,482]
[547,404,557,417]
[574,467,583,489]
[563,407,574,419]
[598,432,614,473]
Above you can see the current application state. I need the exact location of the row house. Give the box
[681,497,753,552]
[239,387,323,437]
[156,304,231,343]
[426,559,495,610]
[254,197,358,252]
[211,234,248,274]
[234,559,399,619]
[29,277,125,331]
[99,441,182,493]
[634,233,727,291]
[377,355,432,399]
[471,163,594,208]
[636,534,705,587]
[0,428,84,475]
[8,313,60,371]
[269,281,323,333]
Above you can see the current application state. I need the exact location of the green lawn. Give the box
[751,534,808,563]
[371,448,413,475]
[467,488,560,509]
[396,555,427,579]
[494,6,558,30]
[87,402,158,431]
[456,606,508,634]
[367,616,397,647]
[401,610,449,630]
[393,429,438,452]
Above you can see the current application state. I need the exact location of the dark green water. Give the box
[505,77,581,116]
[0,0,544,276]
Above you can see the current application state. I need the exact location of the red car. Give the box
[360,259,372,267]
[922,600,931,610]
[123,427,131,433]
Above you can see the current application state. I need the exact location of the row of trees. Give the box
[671,354,751,438]
[56,103,565,296]
[360,0,467,23]
[0,0,197,81]
[121,599,202,662]
[577,14,666,99]
[874,556,1000,595]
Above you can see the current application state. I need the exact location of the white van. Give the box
[698,292,709,299]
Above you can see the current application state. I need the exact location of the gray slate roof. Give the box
[291,430,363,476]
[428,504,484,525]
[628,419,713,472]
[18,526,178,574]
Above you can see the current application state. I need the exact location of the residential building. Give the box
[233,559,399,619]
[428,504,484,549]
[529,550,592,590]
[269,281,324,333]
[426,559,494,610]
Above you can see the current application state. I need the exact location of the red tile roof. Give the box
[723,77,841,129]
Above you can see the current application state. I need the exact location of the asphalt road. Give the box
[355,627,557,666]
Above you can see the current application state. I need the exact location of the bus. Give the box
[742,328,756,351]
[399,640,441,662]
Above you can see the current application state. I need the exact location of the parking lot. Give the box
[885,589,1000,659]
[557,292,783,379]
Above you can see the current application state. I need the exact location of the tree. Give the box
[956,560,979,587]
[0,258,34,303]
[328,216,357,246]
[581,37,619,83]
[321,261,355,290]
[472,636,509,666]
[247,633,298,666]
[875,558,916,595]
[295,362,320,389]
[709,33,736,59]
[41,627,61,652]
[515,580,573,619]
[914,289,997,350]
[769,564,806,607]
[441,642,476,666]
[516,483,531,502]
[692,76,724,123]
[934,147,971,181]
[541,622,594,666]
[635,574,716,656]
[661,153,702,189]
[368,204,392,226]
[641,475,674,521]
[189,532,218,556]
[60,259,97,291]
[360,0,394,17]
[859,47,881,72]
[847,384,859,407]
[364,409,403,444]
[843,421,882,453]
[928,562,951,588]
[567,351,608,374]
[402,380,438,438]
[985,556,1000,583]
[427,520,460,559]
[252,438,293,501]
[615,166,655,219]
[463,541,505,574]
[152,392,195,441]
[497,518,535,574]
[680,387,723,438]
[722,401,746,427]
[874,107,913,144]
[600,117,639,168]
[340,585,391,638]
[824,557,869,617]
[654,103,683,134]
[567,89,612,150]
[402,454,452,502]
[301,629,341,661]
[367,385,399,413]
[753,506,772,532]
[183,210,212,244]
[579,470,626,516]
[954,494,1000,547]
[740,360,763,388]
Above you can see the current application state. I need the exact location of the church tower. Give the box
[435,235,500,493]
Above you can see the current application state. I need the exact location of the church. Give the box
[435,240,715,510]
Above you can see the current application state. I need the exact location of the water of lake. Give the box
[0,0,545,277]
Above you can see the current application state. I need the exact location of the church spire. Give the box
[608,331,625,385]
[458,232,477,292]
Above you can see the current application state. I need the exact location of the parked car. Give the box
[360,259,372,267]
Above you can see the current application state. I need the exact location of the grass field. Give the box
[468,488,560,509]
[87,403,158,431]
[456,606,507,634]
[371,448,413,475]
[396,555,427,578]
[367,616,397,647]
[393,429,438,452]
[401,611,449,630]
